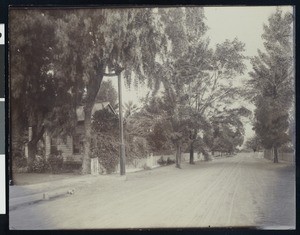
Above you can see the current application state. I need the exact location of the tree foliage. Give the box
[10,8,169,173]
[254,97,290,149]
[59,8,170,173]
[10,10,77,170]
[136,8,248,166]
[210,107,251,154]
[10,7,253,173]
[245,135,262,152]
[91,108,150,174]
[96,80,118,106]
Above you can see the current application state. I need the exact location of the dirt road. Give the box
[9,153,295,229]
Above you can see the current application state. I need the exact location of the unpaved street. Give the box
[9,153,295,229]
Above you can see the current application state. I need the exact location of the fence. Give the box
[253,151,264,158]
[114,152,204,173]
[91,158,99,175]
[264,149,295,163]
[90,152,205,174]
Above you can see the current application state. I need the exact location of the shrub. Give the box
[157,157,175,166]
[157,156,167,166]
[12,152,27,169]
[31,156,49,173]
[48,151,64,174]
[91,133,119,174]
[62,161,82,173]
[125,136,150,161]
[166,157,175,165]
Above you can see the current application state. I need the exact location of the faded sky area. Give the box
[205,6,293,56]
[106,6,294,140]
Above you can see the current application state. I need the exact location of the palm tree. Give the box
[124,101,139,118]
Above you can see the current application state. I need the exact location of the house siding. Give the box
[44,102,115,163]
[56,136,80,162]
[45,134,83,163]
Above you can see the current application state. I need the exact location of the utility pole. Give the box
[104,68,126,176]
[118,72,126,175]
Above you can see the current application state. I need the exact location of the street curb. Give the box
[9,188,75,211]
[9,164,180,211]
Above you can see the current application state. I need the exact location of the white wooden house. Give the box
[42,102,116,163]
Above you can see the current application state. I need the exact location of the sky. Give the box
[106,6,294,140]
[204,6,293,56]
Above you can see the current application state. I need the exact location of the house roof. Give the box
[76,102,116,121]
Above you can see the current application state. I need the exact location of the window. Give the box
[73,134,84,154]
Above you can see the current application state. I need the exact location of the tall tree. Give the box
[194,38,246,163]
[142,8,247,167]
[151,7,209,168]
[142,60,191,167]
[174,38,247,163]
[10,8,169,173]
[153,9,247,164]
[248,9,294,163]
[10,10,77,170]
[56,8,168,173]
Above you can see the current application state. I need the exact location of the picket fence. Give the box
[264,149,295,163]
[91,152,204,175]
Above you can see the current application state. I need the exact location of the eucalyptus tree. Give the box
[247,9,294,163]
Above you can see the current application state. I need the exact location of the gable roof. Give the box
[76,102,116,121]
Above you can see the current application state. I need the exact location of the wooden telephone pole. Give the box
[118,72,126,175]
[104,69,125,175]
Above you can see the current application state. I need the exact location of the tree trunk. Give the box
[189,129,197,164]
[273,146,279,163]
[27,125,45,172]
[176,143,181,169]
[189,141,195,164]
[27,141,37,172]
[81,106,93,174]
[80,65,105,174]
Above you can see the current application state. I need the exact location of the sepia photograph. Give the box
[8,5,295,230]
